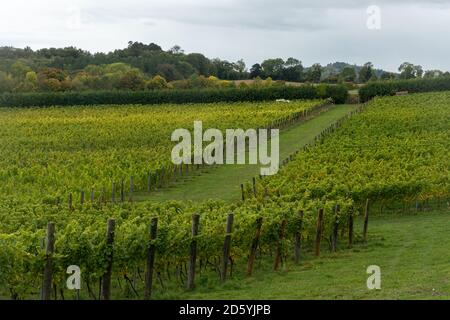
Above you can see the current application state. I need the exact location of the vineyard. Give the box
[256,92,449,207]
[0,99,321,206]
[0,92,449,299]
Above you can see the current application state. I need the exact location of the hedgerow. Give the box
[359,76,450,102]
[0,85,348,107]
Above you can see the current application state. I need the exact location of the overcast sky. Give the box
[1,0,449,72]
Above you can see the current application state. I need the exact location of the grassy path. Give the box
[135,104,358,202]
[179,208,450,300]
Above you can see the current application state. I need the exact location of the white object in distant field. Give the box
[276,99,291,103]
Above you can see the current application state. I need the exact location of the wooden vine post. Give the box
[294,210,304,264]
[221,213,234,282]
[241,184,245,201]
[273,219,287,271]
[348,209,354,248]
[363,198,370,242]
[331,205,340,252]
[252,177,257,197]
[101,219,115,300]
[144,217,158,299]
[314,209,324,256]
[247,217,263,276]
[187,214,200,290]
[41,222,55,300]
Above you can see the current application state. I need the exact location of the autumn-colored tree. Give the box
[118,69,146,90]
[37,68,67,91]
[147,75,169,89]
[41,78,62,91]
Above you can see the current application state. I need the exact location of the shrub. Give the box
[146,75,169,90]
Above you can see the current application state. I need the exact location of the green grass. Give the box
[175,207,450,300]
[134,104,358,202]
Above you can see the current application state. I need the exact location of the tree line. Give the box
[0,41,448,93]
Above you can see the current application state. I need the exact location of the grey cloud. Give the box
[80,0,450,31]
